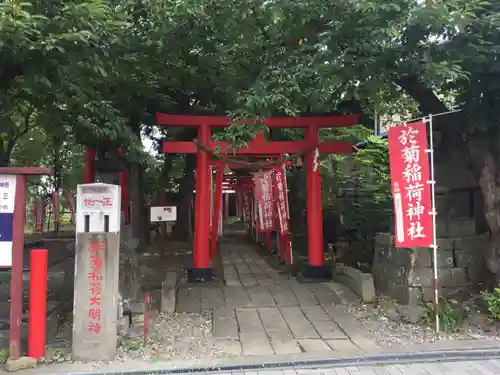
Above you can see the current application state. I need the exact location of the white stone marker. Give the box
[72,183,121,361]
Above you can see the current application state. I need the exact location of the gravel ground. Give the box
[116,310,234,362]
[344,296,500,348]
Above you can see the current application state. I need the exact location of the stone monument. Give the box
[72,183,121,361]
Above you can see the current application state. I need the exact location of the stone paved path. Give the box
[220,358,500,374]
[176,238,378,357]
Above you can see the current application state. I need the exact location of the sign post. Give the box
[0,167,52,361]
[73,183,121,361]
[388,120,438,332]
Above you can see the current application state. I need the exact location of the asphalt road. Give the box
[224,359,500,374]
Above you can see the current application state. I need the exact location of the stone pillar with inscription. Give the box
[72,183,121,361]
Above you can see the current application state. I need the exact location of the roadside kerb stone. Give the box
[334,264,375,303]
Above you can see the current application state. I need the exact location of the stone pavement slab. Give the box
[258,307,293,339]
[322,304,379,351]
[291,284,320,306]
[308,283,343,306]
[310,320,348,340]
[326,339,359,352]
[213,307,239,339]
[176,285,202,313]
[240,331,274,355]
[298,339,333,353]
[214,339,243,355]
[200,286,225,310]
[225,286,251,308]
[280,306,319,339]
[237,308,265,332]
[248,286,276,306]
[269,284,300,306]
[271,338,303,354]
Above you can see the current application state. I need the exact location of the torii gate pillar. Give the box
[190,124,212,281]
[304,125,328,278]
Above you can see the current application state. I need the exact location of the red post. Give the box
[9,175,26,360]
[84,146,96,184]
[211,164,223,259]
[28,249,48,359]
[192,124,212,278]
[305,125,325,272]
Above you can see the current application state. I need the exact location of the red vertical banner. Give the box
[242,188,250,223]
[272,165,290,235]
[254,171,275,231]
[388,121,433,248]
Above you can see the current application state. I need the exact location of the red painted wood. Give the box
[10,175,26,359]
[163,140,354,155]
[193,124,211,269]
[0,167,53,175]
[211,165,224,259]
[156,112,359,128]
[305,125,324,266]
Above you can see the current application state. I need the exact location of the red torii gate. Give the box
[157,113,359,281]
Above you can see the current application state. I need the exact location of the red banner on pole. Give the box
[254,171,274,231]
[272,165,290,235]
[388,121,433,247]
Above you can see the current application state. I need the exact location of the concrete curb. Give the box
[39,346,500,375]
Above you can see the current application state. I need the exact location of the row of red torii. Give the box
[84,112,359,281]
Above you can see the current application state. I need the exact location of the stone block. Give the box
[161,271,180,313]
[413,248,432,268]
[410,267,467,288]
[454,234,490,251]
[454,248,480,268]
[466,265,486,283]
[335,264,375,303]
[448,218,476,237]
[394,247,416,267]
[432,250,455,269]
[375,233,393,247]
[436,238,454,250]
[440,268,468,287]
[409,268,433,287]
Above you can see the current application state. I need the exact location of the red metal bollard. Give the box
[28,249,48,359]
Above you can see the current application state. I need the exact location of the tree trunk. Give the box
[171,155,196,240]
[466,132,500,283]
[0,146,9,167]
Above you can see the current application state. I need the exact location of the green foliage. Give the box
[322,126,392,258]
[420,298,468,333]
[481,288,500,321]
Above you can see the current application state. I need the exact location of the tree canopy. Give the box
[3,0,500,273]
